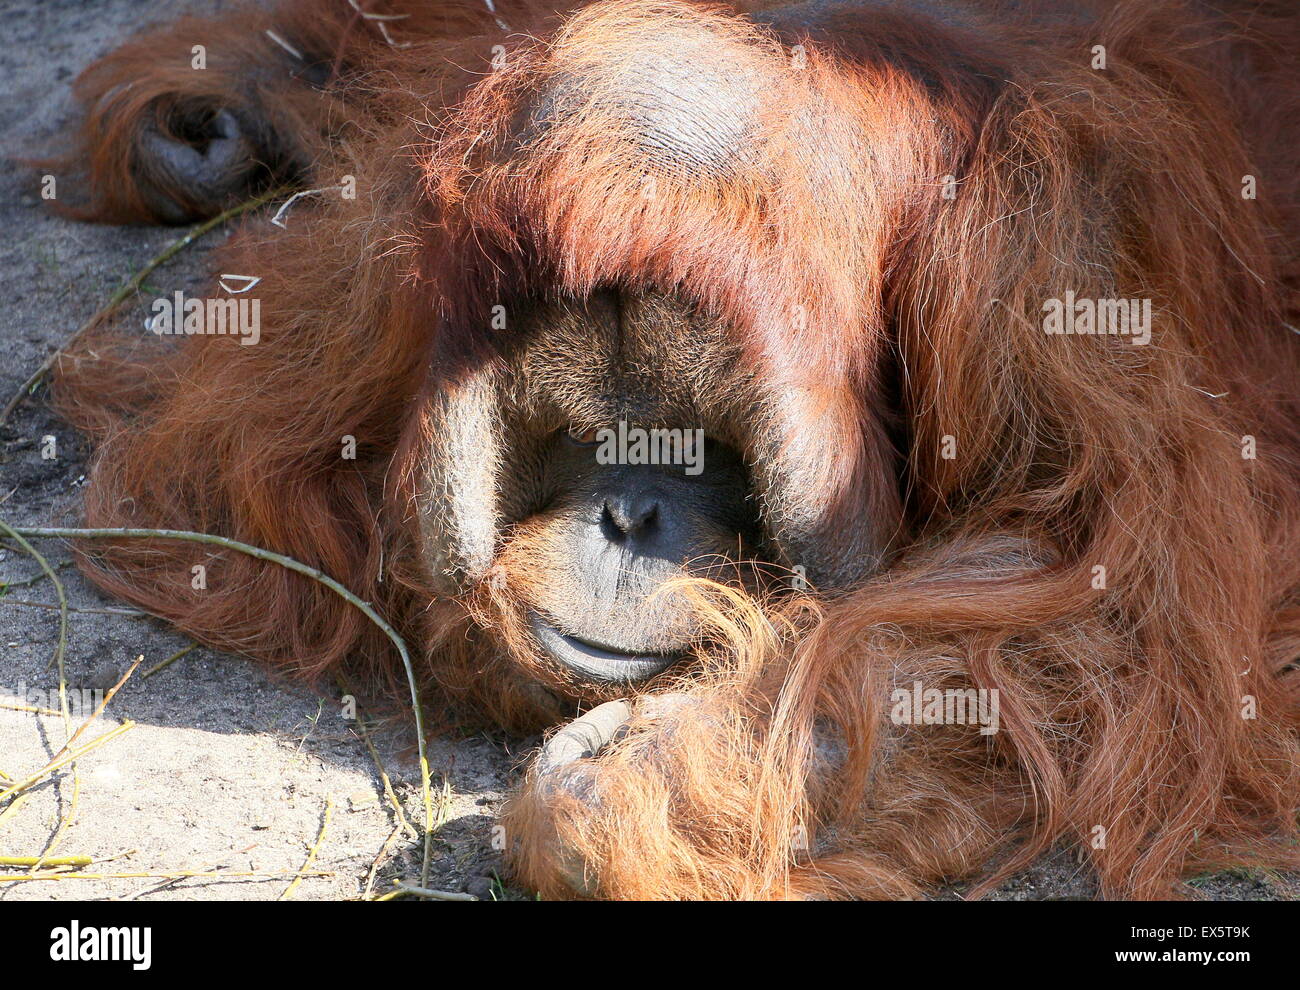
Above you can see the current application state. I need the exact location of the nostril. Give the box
[603,496,659,537]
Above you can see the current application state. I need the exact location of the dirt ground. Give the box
[0,0,1295,902]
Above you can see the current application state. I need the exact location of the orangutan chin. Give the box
[38,0,1300,898]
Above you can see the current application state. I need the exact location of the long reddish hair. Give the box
[53,0,1300,897]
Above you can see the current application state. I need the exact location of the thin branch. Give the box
[142,643,197,679]
[8,523,436,881]
[0,598,144,617]
[393,881,478,901]
[281,797,333,901]
[1,869,333,883]
[362,823,403,901]
[0,560,72,590]
[0,186,288,425]
[336,673,417,840]
[0,721,136,804]
[0,521,69,680]
[0,518,77,861]
[60,655,142,756]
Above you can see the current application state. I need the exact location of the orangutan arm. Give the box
[501,691,889,900]
[62,0,541,223]
[58,0,388,223]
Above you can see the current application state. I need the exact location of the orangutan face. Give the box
[418,289,810,685]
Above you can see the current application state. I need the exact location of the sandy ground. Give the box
[0,0,1295,902]
[0,0,522,903]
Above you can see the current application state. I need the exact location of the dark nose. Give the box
[603,495,659,538]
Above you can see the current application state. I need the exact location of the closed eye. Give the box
[564,426,601,446]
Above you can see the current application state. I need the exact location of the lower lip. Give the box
[526,612,681,684]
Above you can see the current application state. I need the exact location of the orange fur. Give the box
[46,0,1300,898]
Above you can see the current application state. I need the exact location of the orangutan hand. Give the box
[503,694,696,898]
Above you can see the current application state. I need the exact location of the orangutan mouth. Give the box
[527,612,682,684]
